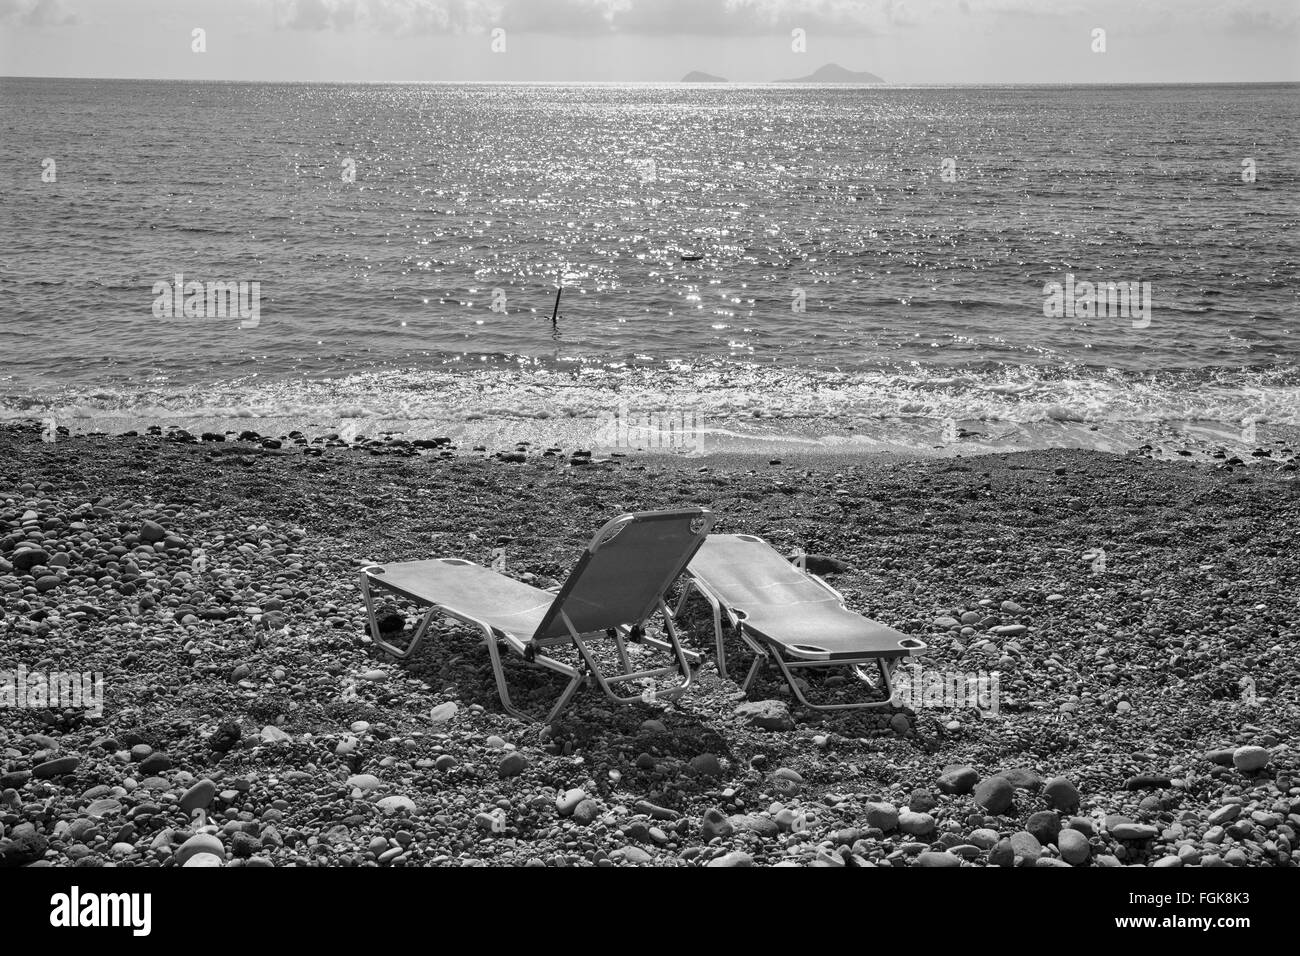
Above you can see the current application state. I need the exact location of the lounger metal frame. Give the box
[675,544,926,711]
[359,510,711,722]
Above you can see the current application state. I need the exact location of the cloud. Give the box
[271,0,898,35]
[267,0,1300,37]
[1223,3,1299,35]
[0,0,76,26]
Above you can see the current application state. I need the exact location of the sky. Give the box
[0,0,1297,83]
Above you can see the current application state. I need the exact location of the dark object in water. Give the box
[681,253,704,261]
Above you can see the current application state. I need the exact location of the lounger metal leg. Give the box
[671,583,692,619]
[742,649,766,692]
[480,620,585,723]
[710,599,726,679]
[656,600,699,690]
[563,607,696,707]
[611,627,633,675]
[768,648,899,711]
[669,580,731,679]
[360,573,436,659]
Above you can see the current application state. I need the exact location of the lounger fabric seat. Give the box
[359,509,713,722]
[680,534,926,709]
[366,559,554,639]
[685,534,914,660]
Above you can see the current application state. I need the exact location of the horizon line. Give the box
[4,75,1299,86]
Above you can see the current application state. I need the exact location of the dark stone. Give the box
[1026,811,1061,845]
[804,554,849,574]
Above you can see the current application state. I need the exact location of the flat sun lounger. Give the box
[359,508,714,722]
[676,534,927,710]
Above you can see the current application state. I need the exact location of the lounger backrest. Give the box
[688,534,838,609]
[533,508,714,639]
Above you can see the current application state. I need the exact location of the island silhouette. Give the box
[776,63,885,83]
[679,64,885,84]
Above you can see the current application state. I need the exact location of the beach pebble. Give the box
[180,779,217,813]
[914,851,961,867]
[1026,811,1061,845]
[376,796,417,815]
[735,700,794,731]
[613,846,653,865]
[706,851,753,867]
[731,814,780,838]
[689,753,723,778]
[974,776,1015,814]
[138,753,170,775]
[12,548,50,572]
[898,810,935,837]
[988,838,1015,867]
[429,702,458,724]
[998,767,1043,791]
[864,802,898,832]
[498,752,529,777]
[32,756,80,779]
[85,798,122,818]
[1208,804,1240,826]
[770,767,803,796]
[1111,823,1158,841]
[1232,746,1269,773]
[557,788,587,816]
[1058,828,1091,865]
[908,789,937,812]
[936,766,979,795]
[1010,830,1042,864]
[175,833,225,866]
[702,808,733,841]
[1043,776,1080,813]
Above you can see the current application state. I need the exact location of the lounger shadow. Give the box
[676,534,927,710]
[359,508,714,722]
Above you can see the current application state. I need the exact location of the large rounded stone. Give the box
[974,775,1015,814]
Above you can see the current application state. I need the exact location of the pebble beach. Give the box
[1,421,1296,869]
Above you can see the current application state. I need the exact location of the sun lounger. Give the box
[676,534,927,710]
[359,508,714,722]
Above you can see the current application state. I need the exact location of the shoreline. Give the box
[0,424,1296,868]
[8,413,1300,471]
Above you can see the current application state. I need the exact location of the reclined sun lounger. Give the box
[359,508,714,722]
[676,534,927,710]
